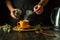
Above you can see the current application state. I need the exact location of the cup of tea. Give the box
[17,20,30,29]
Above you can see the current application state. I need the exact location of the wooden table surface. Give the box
[0,29,60,40]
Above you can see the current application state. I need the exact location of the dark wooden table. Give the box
[0,29,60,40]
[0,30,46,40]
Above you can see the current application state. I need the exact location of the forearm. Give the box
[38,0,49,7]
[6,0,14,11]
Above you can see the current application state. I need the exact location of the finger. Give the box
[10,12,18,19]
[34,8,39,12]
[34,7,41,13]
[35,5,41,10]
[35,10,43,15]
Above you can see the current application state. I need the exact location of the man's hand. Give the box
[10,9,21,19]
[33,5,43,15]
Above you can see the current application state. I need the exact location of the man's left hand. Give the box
[33,4,43,15]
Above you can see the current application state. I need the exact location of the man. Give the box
[5,0,48,26]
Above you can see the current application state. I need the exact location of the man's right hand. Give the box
[10,9,17,19]
[10,9,21,19]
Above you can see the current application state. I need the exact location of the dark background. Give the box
[0,0,10,25]
[0,0,60,26]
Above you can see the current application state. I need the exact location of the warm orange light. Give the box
[17,20,30,29]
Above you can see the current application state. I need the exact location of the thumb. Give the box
[10,12,18,19]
